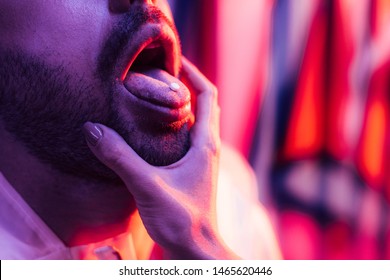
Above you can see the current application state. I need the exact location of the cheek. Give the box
[0,1,111,78]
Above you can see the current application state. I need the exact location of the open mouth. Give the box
[121,32,191,116]
[121,33,177,81]
[128,40,168,74]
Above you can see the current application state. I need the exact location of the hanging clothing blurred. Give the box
[169,0,390,259]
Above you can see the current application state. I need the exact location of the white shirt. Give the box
[0,146,281,260]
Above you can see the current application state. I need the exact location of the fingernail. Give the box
[83,122,102,146]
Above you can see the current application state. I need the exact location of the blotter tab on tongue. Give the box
[169,82,180,92]
[124,68,190,109]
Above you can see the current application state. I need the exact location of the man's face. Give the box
[0,0,194,181]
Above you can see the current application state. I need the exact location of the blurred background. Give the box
[167,0,390,259]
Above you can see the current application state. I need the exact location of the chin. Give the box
[122,117,193,166]
[136,135,190,166]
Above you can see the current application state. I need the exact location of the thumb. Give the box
[82,122,151,184]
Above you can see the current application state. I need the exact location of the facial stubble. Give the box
[0,7,191,183]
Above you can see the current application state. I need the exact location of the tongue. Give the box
[123,68,190,109]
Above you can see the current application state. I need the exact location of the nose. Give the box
[109,0,154,13]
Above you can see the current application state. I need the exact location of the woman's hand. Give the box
[83,58,237,259]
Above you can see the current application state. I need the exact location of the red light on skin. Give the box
[120,46,144,82]
[119,39,158,82]
[120,61,132,82]
[68,220,132,248]
[68,211,156,260]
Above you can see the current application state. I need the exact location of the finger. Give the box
[82,122,152,186]
[180,57,221,151]
[181,57,212,93]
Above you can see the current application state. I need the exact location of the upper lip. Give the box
[118,23,179,81]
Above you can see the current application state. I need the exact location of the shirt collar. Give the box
[0,172,155,259]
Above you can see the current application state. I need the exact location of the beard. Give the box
[0,7,191,183]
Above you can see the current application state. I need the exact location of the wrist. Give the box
[164,222,239,260]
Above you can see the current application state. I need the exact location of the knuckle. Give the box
[203,138,221,157]
[203,83,218,99]
[209,84,218,98]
